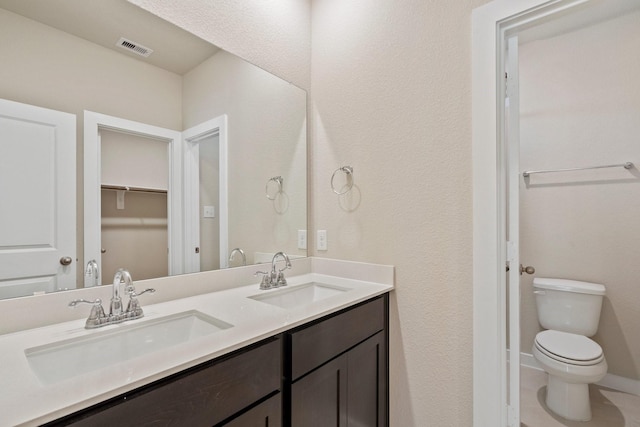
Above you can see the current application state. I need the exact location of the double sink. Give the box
[25,282,351,384]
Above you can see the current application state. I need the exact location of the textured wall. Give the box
[128,0,311,90]
[0,8,183,129]
[183,50,307,264]
[519,11,640,381]
[129,0,490,425]
[311,0,489,425]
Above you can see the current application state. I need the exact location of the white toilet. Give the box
[532,277,608,421]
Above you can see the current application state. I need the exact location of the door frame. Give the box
[505,34,522,427]
[182,115,229,273]
[472,0,594,425]
[84,111,183,283]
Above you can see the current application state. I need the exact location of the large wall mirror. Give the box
[0,0,307,299]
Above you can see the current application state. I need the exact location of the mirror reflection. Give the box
[0,0,307,299]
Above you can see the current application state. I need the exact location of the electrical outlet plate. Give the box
[317,230,327,251]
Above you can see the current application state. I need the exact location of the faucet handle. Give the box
[275,271,288,287]
[255,271,273,290]
[68,298,106,328]
[125,288,156,317]
[127,287,156,298]
[125,285,155,300]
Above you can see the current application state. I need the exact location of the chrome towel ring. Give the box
[331,166,354,195]
[265,176,283,200]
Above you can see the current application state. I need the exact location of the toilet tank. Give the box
[533,278,605,337]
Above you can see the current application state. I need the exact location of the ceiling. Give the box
[0,0,219,75]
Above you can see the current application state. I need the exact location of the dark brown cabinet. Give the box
[346,332,387,427]
[287,296,388,427]
[291,351,348,427]
[47,338,281,427]
[223,393,282,427]
[45,294,389,427]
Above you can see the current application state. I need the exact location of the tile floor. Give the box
[520,366,640,427]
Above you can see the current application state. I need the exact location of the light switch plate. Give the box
[203,206,215,218]
[298,230,307,249]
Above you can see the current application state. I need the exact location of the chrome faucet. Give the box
[110,268,131,316]
[84,259,99,287]
[69,268,155,329]
[271,252,292,287]
[255,252,292,290]
[229,248,247,266]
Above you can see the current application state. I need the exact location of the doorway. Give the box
[182,115,229,274]
[473,0,640,425]
[84,111,182,285]
[514,6,640,426]
[100,129,169,282]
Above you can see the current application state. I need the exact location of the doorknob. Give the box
[520,264,535,275]
[60,256,73,266]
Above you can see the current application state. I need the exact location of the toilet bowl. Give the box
[532,278,607,421]
[532,330,607,421]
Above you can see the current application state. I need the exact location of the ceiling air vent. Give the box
[116,37,153,57]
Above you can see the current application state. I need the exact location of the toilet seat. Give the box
[535,330,603,366]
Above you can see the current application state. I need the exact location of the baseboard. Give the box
[519,351,640,396]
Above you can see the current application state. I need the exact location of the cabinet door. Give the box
[289,297,384,380]
[223,393,281,427]
[291,355,348,427]
[347,332,387,427]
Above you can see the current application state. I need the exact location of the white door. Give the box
[0,99,76,297]
[506,36,521,427]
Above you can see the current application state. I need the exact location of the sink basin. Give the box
[25,310,232,385]
[249,282,351,309]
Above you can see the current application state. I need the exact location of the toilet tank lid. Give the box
[533,278,605,295]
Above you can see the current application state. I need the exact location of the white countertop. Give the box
[0,269,393,426]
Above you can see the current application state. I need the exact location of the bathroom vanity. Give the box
[45,295,388,426]
[0,259,393,426]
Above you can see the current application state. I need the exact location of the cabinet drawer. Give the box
[59,338,281,427]
[223,393,281,427]
[289,297,384,380]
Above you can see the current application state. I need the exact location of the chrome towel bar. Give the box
[522,162,634,178]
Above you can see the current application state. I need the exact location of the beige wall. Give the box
[519,11,640,380]
[311,0,491,425]
[130,0,311,266]
[0,9,183,128]
[2,3,309,285]
[183,50,307,264]
[140,0,491,425]
[0,8,182,280]
[199,133,221,271]
[101,191,168,282]
[101,131,169,190]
